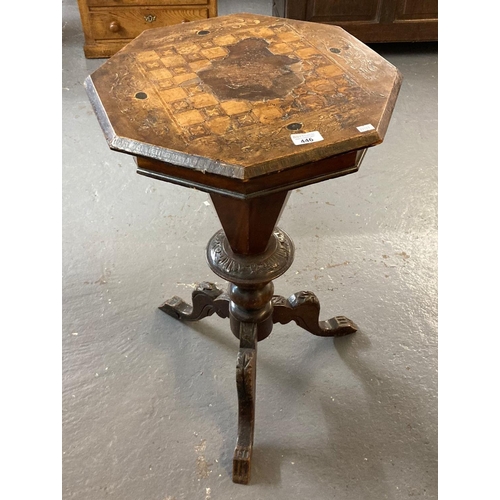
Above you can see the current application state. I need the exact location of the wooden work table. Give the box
[85,13,402,484]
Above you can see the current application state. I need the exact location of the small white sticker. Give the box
[357,124,375,132]
[291,131,324,145]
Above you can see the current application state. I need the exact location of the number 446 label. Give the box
[290,131,324,146]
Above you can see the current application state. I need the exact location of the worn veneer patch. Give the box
[198,38,304,101]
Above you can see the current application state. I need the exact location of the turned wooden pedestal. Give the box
[84,13,402,484]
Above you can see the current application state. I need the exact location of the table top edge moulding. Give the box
[84,13,402,182]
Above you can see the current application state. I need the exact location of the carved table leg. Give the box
[207,227,293,484]
[233,322,258,485]
[272,291,358,337]
[161,227,356,485]
[159,281,229,321]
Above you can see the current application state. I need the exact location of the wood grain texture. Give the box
[85,13,402,180]
[77,0,217,58]
[88,8,209,40]
[210,191,289,254]
[87,0,208,6]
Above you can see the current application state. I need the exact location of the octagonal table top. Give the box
[85,13,402,181]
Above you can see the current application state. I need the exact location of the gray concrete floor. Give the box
[62,1,438,498]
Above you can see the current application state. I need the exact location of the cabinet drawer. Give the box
[87,0,208,6]
[90,8,208,40]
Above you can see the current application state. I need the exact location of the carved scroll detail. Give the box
[207,228,294,285]
[272,291,358,337]
[159,282,229,321]
[233,322,258,485]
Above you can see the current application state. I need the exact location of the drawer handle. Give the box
[109,21,121,33]
[144,14,156,23]
[182,19,191,23]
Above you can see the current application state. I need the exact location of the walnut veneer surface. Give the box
[85,14,401,186]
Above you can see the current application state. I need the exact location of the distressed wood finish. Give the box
[85,13,402,182]
[85,13,402,485]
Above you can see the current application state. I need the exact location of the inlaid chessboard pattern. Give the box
[135,28,361,143]
[86,14,402,179]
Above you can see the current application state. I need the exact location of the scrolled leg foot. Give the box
[232,322,258,484]
[272,291,357,337]
[159,282,229,321]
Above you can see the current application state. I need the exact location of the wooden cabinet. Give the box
[273,0,437,43]
[77,0,218,58]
